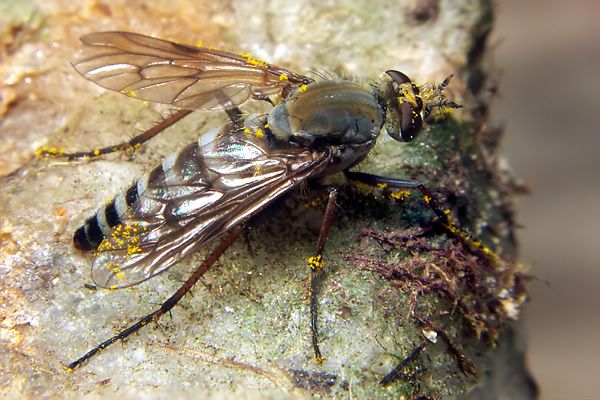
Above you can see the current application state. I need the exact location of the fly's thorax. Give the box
[266,80,384,147]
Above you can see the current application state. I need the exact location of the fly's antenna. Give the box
[421,74,462,122]
[434,75,462,108]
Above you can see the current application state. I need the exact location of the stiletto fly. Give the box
[43,32,469,382]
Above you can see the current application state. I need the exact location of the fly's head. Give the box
[377,70,462,142]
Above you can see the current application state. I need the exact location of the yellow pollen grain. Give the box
[307,255,324,270]
[239,53,268,68]
[390,190,411,200]
[299,84,308,93]
[98,241,112,251]
[35,145,65,158]
[93,149,100,156]
[376,183,388,189]
[244,127,252,135]
[127,245,142,255]
[279,73,289,81]
[400,90,418,108]
[255,128,264,139]
[482,247,499,261]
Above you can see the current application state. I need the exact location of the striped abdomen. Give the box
[73,182,140,251]
[72,139,211,252]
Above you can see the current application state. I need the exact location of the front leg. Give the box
[344,171,498,262]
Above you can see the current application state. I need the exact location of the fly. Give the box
[40,32,487,383]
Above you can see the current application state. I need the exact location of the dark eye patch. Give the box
[385,70,412,85]
[400,102,423,142]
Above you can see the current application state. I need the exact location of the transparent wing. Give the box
[92,125,330,288]
[73,31,312,110]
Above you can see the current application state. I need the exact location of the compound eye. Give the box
[385,70,412,85]
[400,102,423,142]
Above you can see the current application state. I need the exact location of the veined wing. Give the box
[73,31,312,110]
[91,125,330,288]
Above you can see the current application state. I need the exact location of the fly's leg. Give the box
[308,187,338,363]
[379,339,430,385]
[37,109,193,160]
[344,171,498,262]
[224,106,245,128]
[67,228,240,371]
[37,102,246,160]
[380,331,476,385]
